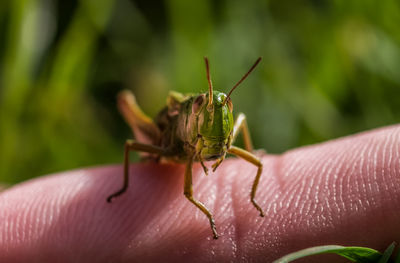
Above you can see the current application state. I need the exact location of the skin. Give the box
[1,125,400,262]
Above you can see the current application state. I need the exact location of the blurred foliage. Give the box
[1,0,400,183]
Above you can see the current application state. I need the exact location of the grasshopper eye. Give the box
[192,94,205,114]
[226,97,233,112]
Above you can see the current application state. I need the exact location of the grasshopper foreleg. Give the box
[230,113,265,217]
[198,156,209,176]
[228,145,265,217]
[211,154,225,172]
[184,155,218,239]
[106,139,165,203]
[195,138,209,175]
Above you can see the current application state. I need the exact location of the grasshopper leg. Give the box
[228,146,265,217]
[106,139,165,203]
[232,113,255,153]
[184,155,218,239]
[118,90,161,146]
[232,112,267,156]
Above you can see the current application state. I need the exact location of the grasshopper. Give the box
[107,57,264,239]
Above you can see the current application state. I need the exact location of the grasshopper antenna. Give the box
[204,57,213,109]
[223,57,262,105]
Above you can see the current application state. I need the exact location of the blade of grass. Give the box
[273,245,382,263]
[378,242,396,263]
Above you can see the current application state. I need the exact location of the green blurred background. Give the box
[1,0,400,184]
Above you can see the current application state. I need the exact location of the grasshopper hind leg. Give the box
[107,139,165,202]
[117,90,161,146]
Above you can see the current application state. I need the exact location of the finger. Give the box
[263,125,400,262]
[0,125,400,262]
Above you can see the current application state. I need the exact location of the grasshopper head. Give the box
[193,57,261,160]
[193,91,234,160]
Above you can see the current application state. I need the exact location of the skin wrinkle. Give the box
[155,197,181,240]
[1,198,14,245]
[287,178,309,230]
[14,195,24,244]
[278,151,315,226]
[168,196,188,237]
[218,162,239,261]
[352,132,393,234]
[155,169,189,239]
[243,157,278,259]
[334,140,357,225]
[76,181,106,252]
[269,156,295,233]
[329,146,346,217]
[61,183,81,247]
[8,219,13,248]
[273,156,301,227]
[282,147,332,238]
[318,154,339,229]
[384,130,394,192]
[124,165,183,243]
[232,159,256,260]
[106,167,146,259]
[364,139,374,211]
[160,186,186,238]
[383,130,397,198]
[20,199,27,243]
[52,190,64,248]
[391,130,400,196]
[394,131,400,196]
[367,137,380,207]
[73,181,91,237]
[329,144,348,200]
[394,133,400,216]
[364,137,377,213]
[344,140,368,223]
[383,130,400,221]
[32,187,46,248]
[286,156,310,226]
[279,156,301,207]
[119,164,193,262]
[118,173,158,237]
[0,204,4,244]
[48,190,61,245]
[355,140,371,216]
[341,140,362,218]
[371,135,384,212]
[299,152,321,230]
[62,173,108,260]
[14,199,21,244]
[70,186,100,257]
[347,140,368,216]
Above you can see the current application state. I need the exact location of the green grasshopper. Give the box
[107,57,264,239]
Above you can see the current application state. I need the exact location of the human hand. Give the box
[1,125,400,262]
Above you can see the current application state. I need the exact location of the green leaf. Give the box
[273,245,382,263]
